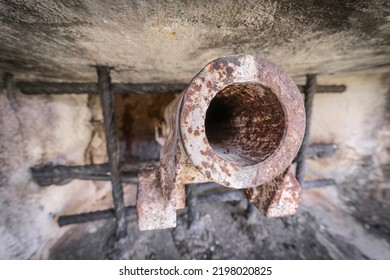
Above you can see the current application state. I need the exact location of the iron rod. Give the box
[293,143,337,163]
[31,162,143,186]
[16,82,345,95]
[296,74,317,185]
[32,141,336,187]
[97,66,128,242]
[58,191,244,227]
[186,184,199,229]
[56,179,334,227]
[58,206,137,227]
[18,82,187,95]
[302,178,336,189]
[298,84,345,93]
[33,163,335,190]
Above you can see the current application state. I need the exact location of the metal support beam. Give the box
[16,82,345,95]
[296,74,317,185]
[97,66,129,246]
[56,178,334,227]
[57,190,244,227]
[31,141,337,187]
[186,184,199,229]
[31,162,143,186]
[58,206,137,227]
[18,82,187,95]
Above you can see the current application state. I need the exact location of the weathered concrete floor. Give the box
[49,188,390,260]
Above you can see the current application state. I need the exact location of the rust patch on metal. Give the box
[205,82,285,166]
[137,163,176,230]
[244,170,301,217]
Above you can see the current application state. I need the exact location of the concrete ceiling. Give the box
[0,0,389,83]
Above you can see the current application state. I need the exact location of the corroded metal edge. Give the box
[179,55,305,189]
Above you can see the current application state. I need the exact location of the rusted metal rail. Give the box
[31,162,142,186]
[296,74,316,185]
[16,82,345,95]
[57,190,243,227]
[31,143,336,186]
[32,166,334,190]
[295,75,336,187]
[24,55,343,234]
[97,66,129,253]
[58,206,137,227]
[56,178,335,227]
[17,82,187,95]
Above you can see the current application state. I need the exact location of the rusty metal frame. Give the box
[2,58,344,242]
[96,66,129,244]
[295,74,336,186]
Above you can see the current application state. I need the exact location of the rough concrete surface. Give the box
[0,0,389,83]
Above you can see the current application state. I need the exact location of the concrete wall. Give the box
[0,69,389,259]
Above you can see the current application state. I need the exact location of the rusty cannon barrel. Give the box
[137,55,305,230]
